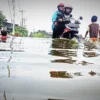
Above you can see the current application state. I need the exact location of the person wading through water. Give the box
[84,15,100,42]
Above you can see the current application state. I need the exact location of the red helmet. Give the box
[57,3,65,7]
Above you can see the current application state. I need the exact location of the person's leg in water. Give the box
[90,38,98,42]
[52,27,59,38]
[72,33,81,42]
[52,25,65,38]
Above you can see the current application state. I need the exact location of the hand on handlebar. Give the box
[58,18,63,21]
[64,20,71,24]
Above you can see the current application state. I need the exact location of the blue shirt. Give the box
[51,11,62,30]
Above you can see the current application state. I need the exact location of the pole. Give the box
[12,0,15,35]
[23,18,27,27]
[20,10,25,27]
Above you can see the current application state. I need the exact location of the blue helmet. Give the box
[91,16,98,22]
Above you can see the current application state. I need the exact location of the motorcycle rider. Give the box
[1,27,8,42]
[52,3,65,38]
[62,5,82,41]
[60,5,74,38]
[1,27,7,36]
[63,5,73,21]
[52,4,73,38]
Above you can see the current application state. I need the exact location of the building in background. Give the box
[4,22,19,33]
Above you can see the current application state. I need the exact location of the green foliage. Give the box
[36,30,47,34]
[15,26,28,37]
[31,32,50,38]
[0,12,7,27]
[31,30,51,38]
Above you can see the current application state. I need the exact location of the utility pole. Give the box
[12,0,15,35]
[23,18,27,27]
[20,10,25,27]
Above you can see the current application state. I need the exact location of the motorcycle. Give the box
[1,36,7,42]
[60,16,83,41]
[0,30,8,43]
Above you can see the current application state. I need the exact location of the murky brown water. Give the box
[0,37,100,100]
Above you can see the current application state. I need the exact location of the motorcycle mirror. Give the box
[79,16,83,20]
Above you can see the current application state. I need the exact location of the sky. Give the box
[0,0,100,36]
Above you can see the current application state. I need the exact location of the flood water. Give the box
[0,37,100,100]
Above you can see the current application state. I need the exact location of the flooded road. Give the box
[0,37,100,100]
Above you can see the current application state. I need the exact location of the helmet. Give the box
[57,3,64,8]
[57,3,65,13]
[65,5,73,10]
[64,5,73,15]
[91,16,98,22]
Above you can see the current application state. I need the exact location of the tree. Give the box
[0,11,7,28]
[36,30,47,34]
[31,31,51,38]
[15,26,28,37]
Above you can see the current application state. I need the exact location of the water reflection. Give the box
[50,71,73,78]
[0,65,15,78]
[7,65,10,77]
[49,39,78,64]
[89,71,96,76]
[7,56,12,63]
[49,49,77,64]
[50,50,77,57]
[0,49,24,52]
[51,59,76,64]
[3,91,7,100]
[50,71,100,78]
[83,52,99,57]
[78,61,93,65]
[74,72,83,76]
[97,73,100,76]
[84,40,97,50]
[0,38,100,100]
[51,39,78,49]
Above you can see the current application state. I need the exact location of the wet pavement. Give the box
[0,37,100,100]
